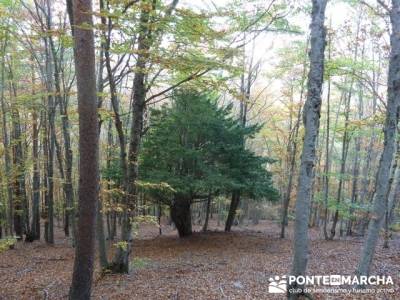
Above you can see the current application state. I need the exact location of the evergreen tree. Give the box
[140,91,278,237]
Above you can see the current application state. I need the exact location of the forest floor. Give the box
[0,219,399,300]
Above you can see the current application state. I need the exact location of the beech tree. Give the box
[68,0,99,298]
[289,0,327,298]
[356,0,400,278]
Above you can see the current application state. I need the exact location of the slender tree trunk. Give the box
[347,82,364,236]
[68,0,99,297]
[51,41,74,239]
[111,0,155,272]
[356,0,400,278]
[9,69,28,239]
[281,107,301,238]
[46,99,55,244]
[26,52,40,241]
[322,56,331,239]
[0,37,13,236]
[100,0,131,273]
[329,91,351,239]
[158,202,162,235]
[329,14,361,237]
[97,196,109,270]
[30,75,40,241]
[203,193,212,232]
[95,11,109,270]
[43,112,50,243]
[281,39,309,238]
[289,1,327,298]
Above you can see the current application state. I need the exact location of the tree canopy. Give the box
[140,90,278,204]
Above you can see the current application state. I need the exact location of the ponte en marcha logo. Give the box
[268,275,394,294]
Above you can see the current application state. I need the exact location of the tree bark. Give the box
[0,37,13,236]
[281,40,309,238]
[30,65,41,241]
[97,197,109,270]
[111,0,156,272]
[347,81,364,236]
[322,25,333,240]
[171,195,192,237]
[202,193,212,232]
[356,0,400,278]
[225,191,240,232]
[289,0,327,298]
[68,0,99,297]
[329,90,351,239]
[9,67,28,239]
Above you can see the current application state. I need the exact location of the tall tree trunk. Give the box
[30,62,40,241]
[45,96,55,244]
[356,0,400,278]
[281,41,309,238]
[9,68,28,239]
[0,37,13,236]
[322,29,331,239]
[68,0,99,297]
[281,101,302,238]
[289,0,327,298]
[96,27,109,270]
[100,0,130,273]
[347,82,364,236]
[329,91,351,239]
[330,15,361,238]
[51,39,74,239]
[42,112,50,243]
[111,0,155,272]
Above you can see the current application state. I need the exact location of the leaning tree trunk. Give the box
[171,195,192,237]
[289,0,327,299]
[68,0,99,297]
[111,1,152,273]
[356,0,400,277]
[281,41,308,238]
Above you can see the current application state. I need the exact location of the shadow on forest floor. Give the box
[0,219,398,299]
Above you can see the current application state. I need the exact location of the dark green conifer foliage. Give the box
[140,91,278,237]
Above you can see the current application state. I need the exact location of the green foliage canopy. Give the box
[140,91,279,204]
